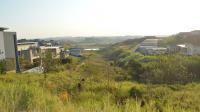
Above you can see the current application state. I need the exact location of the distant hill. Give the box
[44,36,141,44]
[164,30,200,46]
[109,30,200,51]
[109,36,160,51]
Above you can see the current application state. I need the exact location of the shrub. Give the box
[19,57,35,71]
[127,59,144,80]
[129,85,146,99]
[0,60,6,74]
[61,57,72,64]
[140,55,193,84]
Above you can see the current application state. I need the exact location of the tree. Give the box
[127,59,144,80]
[140,55,192,84]
[42,52,54,78]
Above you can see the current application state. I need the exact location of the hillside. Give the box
[105,36,161,53]
[164,30,200,46]
[102,30,200,55]
[2,30,200,112]
[1,52,200,111]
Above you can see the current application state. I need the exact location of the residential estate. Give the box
[136,38,200,56]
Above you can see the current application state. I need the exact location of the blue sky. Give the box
[1,0,200,38]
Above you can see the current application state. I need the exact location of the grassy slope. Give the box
[0,53,200,112]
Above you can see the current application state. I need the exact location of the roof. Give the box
[147,47,167,50]
[69,48,81,50]
[40,46,61,49]
[177,44,186,48]
[139,46,167,50]
[140,46,157,48]
[84,48,100,51]
[0,27,8,31]
[140,39,160,46]
[17,42,38,45]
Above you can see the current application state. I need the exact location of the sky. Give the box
[1,0,200,38]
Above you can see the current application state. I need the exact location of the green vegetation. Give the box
[159,30,200,46]
[105,48,200,84]
[2,33,200,112]
[19,57,35,71]
[0,60,6,74]
[0,51,200,112]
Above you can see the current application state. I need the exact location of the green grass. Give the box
[0,53,200,112]
[0,82,65,112]
[0,73,200,112]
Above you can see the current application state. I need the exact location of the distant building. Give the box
[84,48,100,51]
[17,42,40,64]
[40,46,64,58]
[140,39,159,47]
[17,42,38,51]
[167,43,200,55]
[69,48,82,57]
[0,27,20,72]
[192,46,200,55]
[43,42,52,47]
[135,39,167,55]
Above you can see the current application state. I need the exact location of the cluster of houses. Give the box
[135,38,200,56]
[17,42,65,64]
[0,27,83,72]
[167,44,200,55]
[5,27,200,72]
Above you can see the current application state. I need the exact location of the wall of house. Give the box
[3,32,16,59]
[18,44,32,51]
[56,48,61,55]
[18,43,38,51]
[193,47,200,55]
[0,31,5,60]
[40,48,61,58]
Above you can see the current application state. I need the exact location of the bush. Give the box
[140,55,193,84]
[129,85,146,99]
[0,60,6,74]
[42,52,65,74]
[127,59,145,80]
[61,57,72,64]
[19,57,35,71]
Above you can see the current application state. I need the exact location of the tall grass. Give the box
[0,73,200,112]
[0,53,200,112]
[0,82,65,112]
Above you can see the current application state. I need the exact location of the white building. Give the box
[0,27,17,59]
[192,46,200,55]
[140,39,160,47]
[40,46,64,58]
[0,27,20,72]
[18,42,38,51]
[168,44,200,56]
[177,44,200,55]
[17,42,40,64]
[136,39,167,55]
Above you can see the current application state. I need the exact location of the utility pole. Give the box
[13,34,20,73]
